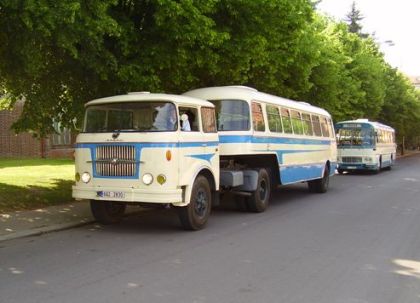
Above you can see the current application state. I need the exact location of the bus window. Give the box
[311,115,322,137]
[320,117,330,137]
[328,118,335,138]
[290,110,304,135]
[252,102,265,132]
[267,105,283,133]
[179,107,199,131]
[201,107,217,133]
[302,113,313,136]
[281,108,293,134]
[212,100,250,131]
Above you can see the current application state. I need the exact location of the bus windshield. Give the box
[337,126,374,147]
[211,100,250,131]
[83,102,177,133]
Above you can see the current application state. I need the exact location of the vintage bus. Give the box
[73,88,337,230]
[72,92,220,230]
[184,86,337,212]
[335,119,396,173]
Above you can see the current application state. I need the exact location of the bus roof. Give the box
[336,119,395,132]
[183,86,331,117]
[85,92,214,108]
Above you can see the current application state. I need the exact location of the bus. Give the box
[184,86,337,212]
[73,92,220,230]
[335,119,396,173]
[73,87,337,230]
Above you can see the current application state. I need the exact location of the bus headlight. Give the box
[81,172,91,183]
[75,172,81,182]
[142,173,153,185]
[364,157,373,162]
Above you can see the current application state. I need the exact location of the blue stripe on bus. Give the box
[185,153,216,163]
[75,141,219,149]
[219,135,331,145]
[75,141,219,179]
[280,162,337,184]
[280,163,324,184]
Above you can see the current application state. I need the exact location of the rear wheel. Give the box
[178,175,212,230]
[246,168,271,212]
[90,200,126,224]
[384,155,393,171]
[308,165,330,193]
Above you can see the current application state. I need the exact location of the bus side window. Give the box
[327,118,334,138]
[252,102,265,132]
[320,117,330,137]
[311,115,322,137]
[290,110,303,135]
[201,107,217,133]
[179,107,199,132]
[302,113,313,136]
[267,105,283,133]
[280,108,293,134]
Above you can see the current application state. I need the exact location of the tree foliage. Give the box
[0,0,419,144]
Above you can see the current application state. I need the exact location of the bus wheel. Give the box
[308,165,330,193]
[384,156,393,171]
[178,175,211,230]
[90,200,126,224]
[337,168,344,174]
[247,168,271,212]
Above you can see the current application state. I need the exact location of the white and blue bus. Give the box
[335,119,396,173]
[73,88,337,230]
[184,86,337,212]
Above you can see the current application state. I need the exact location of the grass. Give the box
[0,159,75,213]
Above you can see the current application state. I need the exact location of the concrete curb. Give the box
[0,220,94,243]
[0,201,150,243]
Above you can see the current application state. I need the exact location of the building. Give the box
[409,76,420,90]
[0,100,75,158]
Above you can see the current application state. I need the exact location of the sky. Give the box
[317,0,420,76]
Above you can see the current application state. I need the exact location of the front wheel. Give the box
[178,175,212,230]
[308,165,330,193]
[90,200,126,224]
[246,168,271,212]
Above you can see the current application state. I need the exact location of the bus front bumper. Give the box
[72,185,183,204]
[337,163,378,171]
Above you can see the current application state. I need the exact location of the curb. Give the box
[0,206,151,243]
[0,220,94,243]
[396,151,420,159]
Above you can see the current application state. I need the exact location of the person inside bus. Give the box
[181,113,191,131]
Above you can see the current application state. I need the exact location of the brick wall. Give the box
[0,101,43,158]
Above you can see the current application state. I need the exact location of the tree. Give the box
[0,0,316,135]
[345,1,368,38]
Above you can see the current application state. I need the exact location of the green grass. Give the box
[0,159,75,213]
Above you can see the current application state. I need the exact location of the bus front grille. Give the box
[95,145,137,177]
[341,156,362,163]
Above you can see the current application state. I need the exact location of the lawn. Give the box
[0,159,75,213]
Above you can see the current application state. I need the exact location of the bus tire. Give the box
[337,168,344,174]
[90,200,126,224]
[308,165,330,193]
[246,168,271,213]
[384,155,393,171]
[373,157,382,174]
[178,175,211,230]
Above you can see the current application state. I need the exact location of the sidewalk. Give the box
[0,200,94,242]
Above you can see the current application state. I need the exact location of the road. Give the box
[1,155,420,303]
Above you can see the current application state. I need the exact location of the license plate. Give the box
[347,166,357,169]
[97,191,125,199]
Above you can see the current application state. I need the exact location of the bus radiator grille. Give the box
[95,145,136,177]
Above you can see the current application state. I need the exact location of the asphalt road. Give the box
[1,155,420,303]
